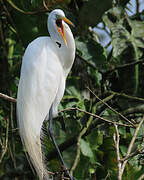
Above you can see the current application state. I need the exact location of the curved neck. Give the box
[48,20,75,76]
[57,24,75,69]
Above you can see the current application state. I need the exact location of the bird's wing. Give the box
[17,37,65,179]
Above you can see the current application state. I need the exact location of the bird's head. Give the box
[48,9,74,46]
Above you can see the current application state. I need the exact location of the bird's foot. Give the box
[69,175,76,180]
[64,169,76,180]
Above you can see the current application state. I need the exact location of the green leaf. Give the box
[130,20,144,48]
[103,7,144,59]
[120,145,127,156]
[119,127,126,136]
[11,11,47,46]
[130,127,135,136]
[80,139,94,158]
[75,37,106,69]
[87,130,103,150]
[66,86,81,100]
[65,101,77,108]
[79,0,112,28]
[103,7,144,94]
[77,100,85,110]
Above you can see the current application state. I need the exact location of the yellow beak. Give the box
[62,17,74,27]
[56,17,74,46]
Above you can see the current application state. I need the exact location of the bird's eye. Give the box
[56,19,62,28]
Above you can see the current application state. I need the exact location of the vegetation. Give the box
[0,0,144,179]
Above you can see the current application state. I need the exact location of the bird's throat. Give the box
[56,20,67,45]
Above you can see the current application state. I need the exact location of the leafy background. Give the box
[0,0,144,179]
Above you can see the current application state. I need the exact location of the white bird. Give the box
[17,9,75,180]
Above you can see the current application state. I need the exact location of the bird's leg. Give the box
[48,105,76,180]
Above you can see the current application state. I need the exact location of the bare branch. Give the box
[76,53,99,71]
[0,118,9,163]
[60,107,134,128]
[70,115,93,175]
[120,117,144,178]
[121,147,144,162]
[87,87,136,127]
[70,133,81,175]
[110,91,144,103]
[6,0,49,15]
[136,0,140,14]
[138,173,144,180]
[113,117,144,180]
[0,169,70,180]
[122,104,144,116]
[113,123,121,180]
[2,0,24,46]
[43,0,49,10]
[103,58,144,75]
[0,93,16,103]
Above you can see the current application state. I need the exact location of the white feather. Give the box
[17,9,75,180]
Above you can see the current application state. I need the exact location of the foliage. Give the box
[0,0,144,180]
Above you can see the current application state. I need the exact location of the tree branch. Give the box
[60,107,134,127]
[0,93,16,103]
[6,0,49,15]
[76,53,98,71]
[138,173,144,180]
[113,124,121,180]
[87,87,136,127]
[70,112,93,175]
[0,118,9,163]
[113,117,144,180]
[120,117,144,179]
[110,91,144,103]
[122,104,144,116]
[0,169,70,180]
[121,147,144,162]
[103,58,144,75]
[47,106,135,161]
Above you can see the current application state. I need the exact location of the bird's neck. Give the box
[54,26,75,77]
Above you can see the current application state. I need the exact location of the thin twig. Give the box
[0,20,7,57]
[87,87,136,127]
[122,105,144,116]
[43,0,49,10]
[47,108,136,161]
[76,53,98,71]
[120,117,144,178]
[6,0,49,15]
[113,117,144,180]
[110,91,144,103]
[113,124,121,180]
[70,133,81,175]
[0,169,70,180]
[70,115,93,175]
[103,58,144,75]
[77,53,144,75]
[2,0,24,46]
[121,147,144,162]
[136,0,140,14]
[60,107,134,128]
[104,171,111,180]
[94,93,115,109]
[0,118,9,163]
[44,169,70,180]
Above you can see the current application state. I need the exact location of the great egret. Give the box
[17,9,75,180]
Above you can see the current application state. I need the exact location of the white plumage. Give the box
[17,9,75,180]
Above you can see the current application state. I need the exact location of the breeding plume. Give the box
[17,9,75,180]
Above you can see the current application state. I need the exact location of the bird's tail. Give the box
[17,101,49,180]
